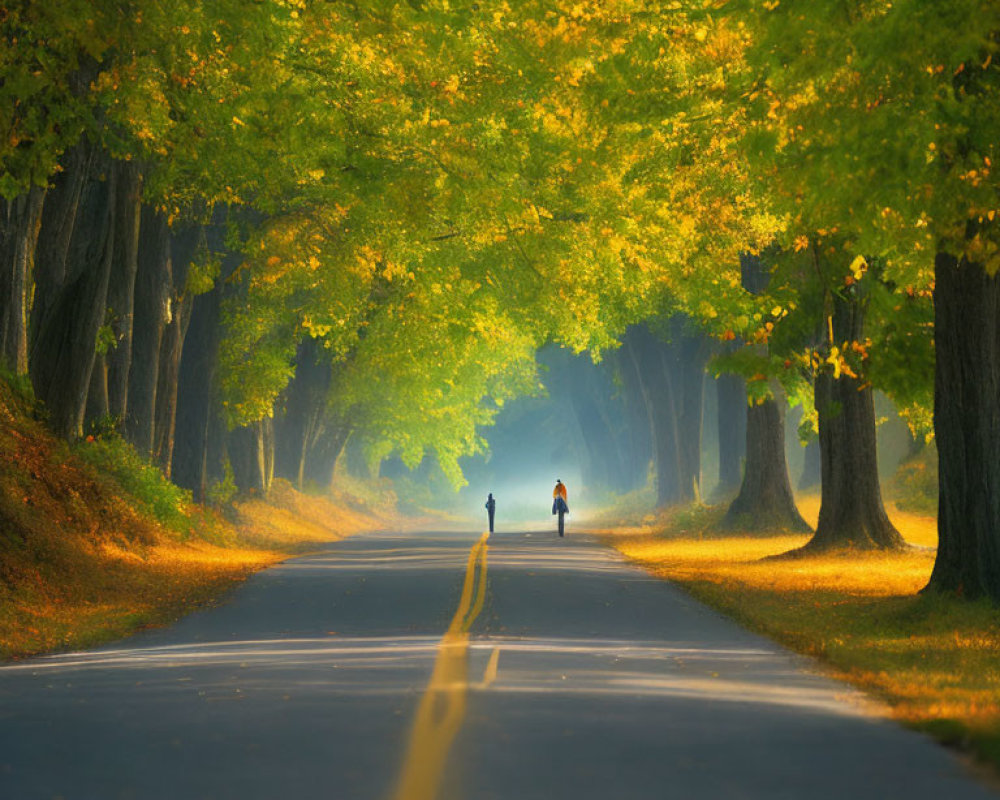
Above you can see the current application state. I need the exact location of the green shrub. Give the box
[205,457,238,508]
[74,434,193,535]
[0,366,40,416]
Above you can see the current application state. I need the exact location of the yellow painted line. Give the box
[392,533,490,800]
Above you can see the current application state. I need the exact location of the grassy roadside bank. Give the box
[595,497,1000,772]
[0,379,388,661]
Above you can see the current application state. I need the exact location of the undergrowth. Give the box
[74,433,194,534]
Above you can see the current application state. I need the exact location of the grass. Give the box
[0,378,387,661]
[74,432,196,533]
[596,495,1000,773]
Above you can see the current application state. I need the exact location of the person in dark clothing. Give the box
[485,493,496,533]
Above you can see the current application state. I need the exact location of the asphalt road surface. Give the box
[1,528,997,800]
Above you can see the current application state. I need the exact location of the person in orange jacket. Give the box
[553,479,568,503]
[552,480,569,536]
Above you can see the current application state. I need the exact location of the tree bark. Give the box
[800,286,903,552]
[126,207,171,455]
[926,253,1000,600]
[172,285,222,500]
[229,418,275,495]
[720,397,810,531]
[715,372,747,497]
[0,186,46,374]
[30,147,117,440]
[719,393,810,531]
[30,143,91,359]
[720,253,808,531]
[105,161,143,424]
[170,215,235,499]
[153,292,194,477]
[86,354,109,423]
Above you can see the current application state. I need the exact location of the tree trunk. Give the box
[0,187,46,374]
[126,207,171,455]
[105,161,142,424]
[626,322,707,507]
[720,253,808,531]
[86,354,109,423]
[800,286,903,552]
[926,253,1000,600]
[275,337,333,488]
[626,326,682,506]
[30,147,117,440]
[610,342,654,491]
[720,393,810,532]
[30,143,91,359]
[798,438,821,491]
[715,372,747,497]
[172,285,222,499]
[667,327,708,504]
[567,358,631,494]
[306,424,352,488]
[153,293,193,477]
[170,211,241,499]
[229,418,274,495]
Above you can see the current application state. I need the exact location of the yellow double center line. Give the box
[393,532,494,800]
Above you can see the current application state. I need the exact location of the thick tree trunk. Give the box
[720,394,810,532]
[30,143,91,358]
[105,161,142,424]
[30,148,117,440]
[803,372,904,550]
[126,207,172,455]
[0,187,46,374]
[798,438,821,491]
[926,253,1000,600]
[801,287,903,552]
[715,372,747,497]
[172,285,222,500]
[721,253,808,531]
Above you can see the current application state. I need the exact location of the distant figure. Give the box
[552,480,569,537]
[485,493,496,533]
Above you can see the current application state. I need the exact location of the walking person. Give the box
[485,493,496,533]
[552,479,569,537]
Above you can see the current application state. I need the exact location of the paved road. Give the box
[1,528,996,800]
